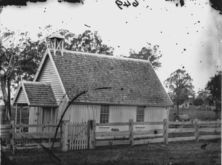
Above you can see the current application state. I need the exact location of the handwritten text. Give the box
[115,0,139,10]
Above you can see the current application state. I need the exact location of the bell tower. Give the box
[47,32,65,55]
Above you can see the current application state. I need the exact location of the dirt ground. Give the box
[2,139,221,165]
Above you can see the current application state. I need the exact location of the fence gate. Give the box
[67,122,88,150]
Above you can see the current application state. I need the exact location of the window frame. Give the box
[136,106,145,122]
[100,105,109,124]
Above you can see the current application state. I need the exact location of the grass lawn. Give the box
[169,107,219,121]
[2,139,221,165]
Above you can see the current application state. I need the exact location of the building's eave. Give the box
[12,83,22,105]
[21,82,31,105]
[33,49,50,82]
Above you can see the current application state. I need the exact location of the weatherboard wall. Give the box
[36,55,65,103]
[29,106,56,132]
[67,104,168,131]
[16,89,27,104]
[28,107,39,132]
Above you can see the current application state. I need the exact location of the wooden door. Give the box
[42,107,56,133]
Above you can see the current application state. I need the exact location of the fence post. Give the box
[216,119,220,133]
[129,119,134,146]
[163,119,168,145]
[61,120,69,152]
[194,119,199,142]
[10,120,15,154]
[88,120,96,149]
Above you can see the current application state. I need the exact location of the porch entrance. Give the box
[12,81,58,133]
[29,106,57,133]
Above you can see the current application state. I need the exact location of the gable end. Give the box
[34,51,66,103]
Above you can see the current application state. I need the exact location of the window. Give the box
[100,105,109,123]
[136,106,145,122]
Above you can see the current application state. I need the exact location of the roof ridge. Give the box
[49,49,152,64]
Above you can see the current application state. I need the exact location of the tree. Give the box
[0,29,46,121]
[206,71,221,118]
[38,28,114,55]
[129,44,162,69]
[164,68,194,115]
[47,29,114,55]
[194,89,213,106]
[193,97,204,106]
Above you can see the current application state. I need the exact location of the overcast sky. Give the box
[0,0,221,94]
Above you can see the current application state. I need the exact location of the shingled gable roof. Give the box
[48,49,172,107]
[14,82,57,107]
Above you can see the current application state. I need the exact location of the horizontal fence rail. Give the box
[94,119,221,147]
[1,121,61,153]
[1,119,221,152]
[0,124,11,138]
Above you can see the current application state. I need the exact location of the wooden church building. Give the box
[13,33,172,132]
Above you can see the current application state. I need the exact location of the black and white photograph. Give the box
[0,0,221,164]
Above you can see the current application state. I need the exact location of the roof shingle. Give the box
[23,82,57,107]
[51,50,173,106]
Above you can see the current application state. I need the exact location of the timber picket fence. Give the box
[1,119,221,152]
[1,121,61,153]
[60,120,96,151]
[67,122,88,150]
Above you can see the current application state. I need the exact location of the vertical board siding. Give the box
[28,107,38,132]
[16,89,27,104]
[42,108,56,124]
[42,107,56,133]
[144,107,168,130]
[68,105,167,133]
[36,56,65,103]
[57,96,69,121]
[28,107,43,132]
[145,107,168,121]
[97,106,137,132]
[37,107,43,132]
[69,104,101,123]
[68,122,88,150]
[109,106,136,122]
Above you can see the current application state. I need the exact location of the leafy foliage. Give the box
[129,44,162,69]
[194,89,213,106]
[43,29,114,55]
[67,30,114,55]
[165,68,194,114]
[0,29,46,120]
[36,26,114,55]
[1,30,46,82]
[206,72,221,102]
[206,71,221,113]
[193,97,204,106]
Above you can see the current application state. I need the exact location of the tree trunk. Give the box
[176,103,179,116]
[7,78,11,120]
[0,77,7,122]
[0,77,7,104]
[0,76,11,122]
